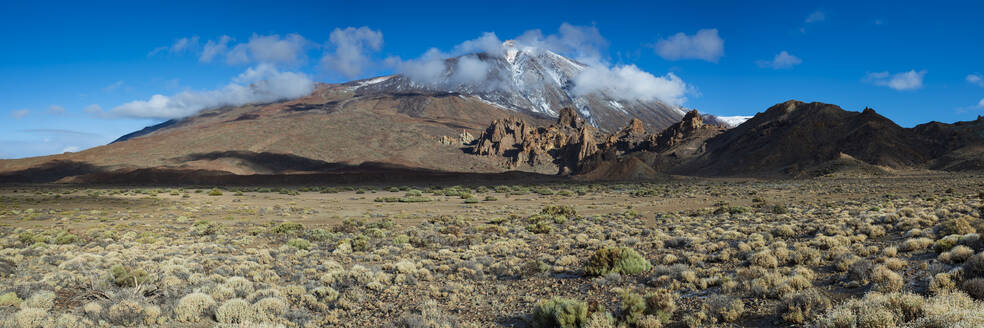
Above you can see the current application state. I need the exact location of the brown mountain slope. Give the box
[0,83,558,182]
[673,100,935,177]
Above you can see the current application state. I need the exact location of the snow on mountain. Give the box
[704,115,753,128]
[355,41,686,132]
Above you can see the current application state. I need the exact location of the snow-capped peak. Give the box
[354,44,684,132]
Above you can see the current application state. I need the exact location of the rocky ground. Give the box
[1,174,984,327]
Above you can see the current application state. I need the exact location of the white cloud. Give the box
[864,70,926,91]
[805,11,826,23]
[386,48,448,85]
[225,33,309,66]
[451,55,491,83]
[653,29,724,62]
[10,109,29,119]
[515,23,608,63]
[61,146,79,153]
[453,32,505,57]
[200,35,232,63]
[756,51,802,69]
[149,36,200,56]
[319,26,384,79]
[573,65,688,105]
[968,73,984,87]
[978,98,984,108]
[48,105,66,115]
[109,64,314,119]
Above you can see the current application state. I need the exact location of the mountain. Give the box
[0,83,557,183]
[468,100,984,179]
[355,41,686,132]
[675,100,937,177]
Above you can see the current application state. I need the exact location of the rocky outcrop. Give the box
[439,130,476,146]
[643,110,725,155]
[473,107,599,174]
[603,118,647,152]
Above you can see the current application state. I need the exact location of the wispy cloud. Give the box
[863,70,926,91]
[10,109,29,119]
[756,51,802,69]
[148,36,200,57]
[200,35,233,63]
[102,80,124,92]
[225,34,309,66]
[164,34,309,67]
[968,73,984,87]
[108,64,314,119]
[48,105,66,115]
[805,11,826,23]
[83,104,103,116]
[653,29,724,63]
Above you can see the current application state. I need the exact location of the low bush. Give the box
[109,264,149,287]
[585,247,651,276]
[287,238,311,250]
[531,297,588,328]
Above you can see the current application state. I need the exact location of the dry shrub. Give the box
[780,289,832,324]
[707,295,744,323]
[962,278,984,300]
[393,300,461,328]
[175,292,217,322]
[871,265,904,292]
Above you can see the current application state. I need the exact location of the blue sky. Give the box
[2,0,983,159]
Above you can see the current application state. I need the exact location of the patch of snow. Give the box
[608,100,624,111]
[347,75,394,91]
[713,115,753,128]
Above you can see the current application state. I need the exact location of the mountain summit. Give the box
[354,41,686,132]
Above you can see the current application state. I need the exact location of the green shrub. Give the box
[306,228,335,241]
[526,221,552,234]
[399,196,432,203]
[192,220,220,236]
[531,297,589,328]
[208,188,223,196]
[0,292,22,307]
[287,238,311,250]
[484,195,498,201]
[541,205,576,218]
[351,235,369,252]
[585,247,651,276]
[271,222,305,235]
[52,231,78,245]
[619,292,647,325]
[463,197,479,204]
[110,264,150,287]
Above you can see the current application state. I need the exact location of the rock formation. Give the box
[473,107,599,174]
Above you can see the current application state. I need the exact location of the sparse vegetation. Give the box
[3,178,984,326]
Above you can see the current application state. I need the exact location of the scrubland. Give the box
[1,174,984,327]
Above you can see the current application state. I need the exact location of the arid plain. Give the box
[2,173,984,327]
